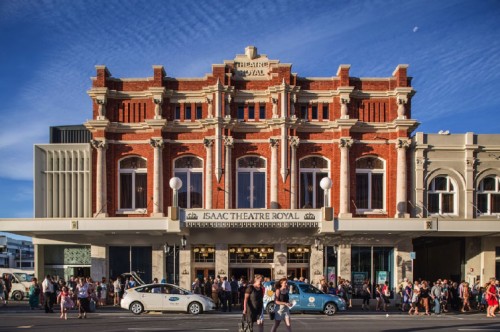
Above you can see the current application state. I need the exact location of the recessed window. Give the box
[322,104,329,120]
[312,105,318,120]
[119,157,147,210]
[428,176,456,215]
[237,156,266,208]
[301,105,308,120]
[185,105,192,121]
[477,176,500,215]
[174,156,203,208]
[174,105,180,120]
[355,157,385,211]
[259,105,266,120]
[237,105,245,121]
[248,105,255,120]
[299,156,329,208]
[195,105,202,119]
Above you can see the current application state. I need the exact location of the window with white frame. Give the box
[427,175,456,215]
[299,156,329,208]
[174,156,203,208]
[237,156,266,208]
[477,176,500,215]
[119,156,147,210]
[355,156,385,211]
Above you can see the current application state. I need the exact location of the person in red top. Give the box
[486,278,498,318]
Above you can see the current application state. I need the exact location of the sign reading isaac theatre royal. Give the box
[183,209,321,228]
[230,46,279,80]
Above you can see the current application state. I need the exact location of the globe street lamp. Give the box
[169,177,183,208]
[319,177,332,208]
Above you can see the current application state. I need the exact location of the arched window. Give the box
[237,156,266,208]
[355,156,385,211]
[119,156,147,210]
[477,175,500,215]
[299,156,330,208]
[427,175,456,215]
[174,156,203,208]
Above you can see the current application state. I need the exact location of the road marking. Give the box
[128,329,229,331]
[16,327,33,329]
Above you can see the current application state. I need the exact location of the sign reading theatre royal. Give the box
[230,46,278,80]
[183,209,321,228]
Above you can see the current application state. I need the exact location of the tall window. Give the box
[185,105,192,121]
[477,176,500,215]
[312,105,318,120]
[174,105,181,120]
[237,105,245,121]
[237,156,266,208]
[119,156,147,210]
[322,104,329,120]
[427,176,456,215]
[259,105,266,120]
[299,156,329,208]
[174,156,203,208]
[301,105,308,120]
[248,105,255,120]
[195,105,202,119]
[355,157,385,211]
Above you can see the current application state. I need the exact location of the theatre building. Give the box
[1,47,499,296]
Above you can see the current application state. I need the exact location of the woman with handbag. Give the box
[270,278,292,332]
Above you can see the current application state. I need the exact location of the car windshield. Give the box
[13,272,33,282]
[298,284,324,294]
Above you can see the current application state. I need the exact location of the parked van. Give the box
[0,268,35,301]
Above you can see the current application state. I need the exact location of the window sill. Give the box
[356,210,387,215]
[116,209,148,215]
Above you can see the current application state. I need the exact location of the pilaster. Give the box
[339,138,353,217]
[150,138,164,216]
[90,139,108,217]
[273,243,287,280]
[204,138,214,209]
[395,138,411,218]
[179,245,192,290]
[34,244,45,280]
[215,243,228,279]
[338,244,351,282]
[310,246,324,285]
[224,136,234,209]
[90,245,108,281]
[152,244,167,282]
[270,138,279,209]
[290,136,300,209]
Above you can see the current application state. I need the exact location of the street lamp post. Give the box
[169,177,183,207]
[319,177,333,208]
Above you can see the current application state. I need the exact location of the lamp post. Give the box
[319,177,332,208]
[169,177,183,207]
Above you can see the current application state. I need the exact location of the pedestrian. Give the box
[409,280,420,315]
[486,278,498,318]
[375,284,383,311]
[270,278,293,332]
[76,277,90,319]
[28,277,40,310]
[402,281,412,312]
[431,280,442,315]
[113,276,122,306]
[42,274,54,313]
[211,277,220,310]
[57,286,74,320]
[192,278,201,294]
[3,274,11,304]
[0,276,6,306]
[242,274,264,332]
[221,276,232,312]
[382,281,391,312]
[361,279,371,310]
[462,282,471,312]
[230,275,239,308]
[204,277,212,299]
[420,281,430,315]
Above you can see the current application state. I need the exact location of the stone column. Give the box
[91,139,108,217]
[290,137,300,209]
[270,138,279,209]
[395,138,410,218]
[152,244,167,281]
[339,138,353,217]
[465,132,476,218]
[150,138,164,216]
[310,246,324,285]
[179,245,191,290]
[224,136,234,209]
[90,245,108,281]
[338,244,351,282]
[204,138,214,209]
[34,244,45,280]
[273,244,287,280]
[215,243,228,279]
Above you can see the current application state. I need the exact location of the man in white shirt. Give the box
[221,276,232,312]
[42,275,54,313]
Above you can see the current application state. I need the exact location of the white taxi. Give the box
[121,283,216,315]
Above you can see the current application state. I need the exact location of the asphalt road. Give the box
[1,304,500,332]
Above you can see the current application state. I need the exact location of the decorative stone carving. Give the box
[340,98,349,118]
[96,98,107,120]
[290,94,296,118]
[269,138,279,148]
[397,98,407,119]
[224,136,234,148]
[289,136,300,148]
[466,158,476,167]
[339,138,353,149]
[396,138,411,149]
[206,97,213,118]
[90,139,107,150]
[149,138,164,149]
[271,97,278,118]
[153,97,163,119]
[203,138,214,148]
[225,95,232,118]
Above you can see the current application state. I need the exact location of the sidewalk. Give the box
[0,300,124,314]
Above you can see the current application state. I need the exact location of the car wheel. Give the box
[130,301,144,315]
[188,302,203,315]
[266,302,276,314]
[323,302,337,316]
[12,291,23,301]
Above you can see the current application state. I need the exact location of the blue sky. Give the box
[0,0,499,234]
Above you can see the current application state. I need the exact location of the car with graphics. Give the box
[263,280,346,316]
[120,283,215,315]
